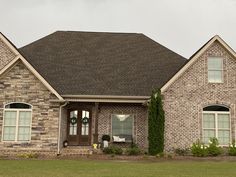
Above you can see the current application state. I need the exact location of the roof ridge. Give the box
[19,31,58,50]
[55,30,143,35]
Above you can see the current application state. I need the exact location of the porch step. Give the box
[60,146,102,155]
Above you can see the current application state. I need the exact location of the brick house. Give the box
[0,31,235,155]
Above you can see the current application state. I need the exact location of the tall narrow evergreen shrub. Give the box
[148,89,165,155]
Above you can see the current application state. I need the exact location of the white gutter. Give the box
[61,95,149,103]
[57,101,68,155]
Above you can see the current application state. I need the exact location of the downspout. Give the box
[57,101,68,155]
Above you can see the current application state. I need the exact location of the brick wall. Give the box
[163,41,236,151]
[0,61,60,154]
[97,103,148,149]
[0,38,16,70]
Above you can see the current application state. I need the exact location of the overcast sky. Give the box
[0,0,236,58]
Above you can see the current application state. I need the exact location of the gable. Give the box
[0,61,59,101]
[0,33,63,101]
[161,35,236,93]
[0,36,17,70]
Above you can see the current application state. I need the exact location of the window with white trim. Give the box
[2,103,32,142]
[208,57,223,83]
[111,114,133,142]
[202,105,230,145]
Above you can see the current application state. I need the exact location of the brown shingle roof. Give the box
[19,31,187,96]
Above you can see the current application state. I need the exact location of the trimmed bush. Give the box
[148,89,165,155]
[207,138,222,156]
[191,140,208,157]
[174,148,189,156]
[103,146,123,155]
[17,153,39,159]
[229,140,236,156]
[191,138,223,157]
[126,147,141,155]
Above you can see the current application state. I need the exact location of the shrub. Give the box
[102,135,110,142]
[207,138,222,156]
[126,143,141,156]
[103,146,123,155]
[17,152,39,159]
[156,152,174,158]
[229,140,236,156]
[174,148,189,156]
[191,140,208,157]
[156,152,165,158]
[126,147,141,155]
[148,89,165,155]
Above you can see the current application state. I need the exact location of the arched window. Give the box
[2,103,32,142]
[202,105,230,145]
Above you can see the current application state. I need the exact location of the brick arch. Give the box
[200,101,232,111]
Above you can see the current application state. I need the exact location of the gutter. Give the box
[57,101,69,155]
[61,95,150,104]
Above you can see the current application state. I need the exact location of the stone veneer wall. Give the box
[0,61,60,154]
[97,103,148,149]
[0,38,16,70]
[163,41,236,152]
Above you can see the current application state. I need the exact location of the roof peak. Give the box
[55,30,143,35]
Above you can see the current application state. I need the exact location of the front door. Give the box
[67,109,92,146]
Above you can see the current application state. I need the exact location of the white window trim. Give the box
[2,106,32,143]
[207,57,224,83]
[202,111,231,146]
[111,114,134,141]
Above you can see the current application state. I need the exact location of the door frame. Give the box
[67,108,92,146]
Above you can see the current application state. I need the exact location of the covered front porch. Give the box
[57,97,148,154]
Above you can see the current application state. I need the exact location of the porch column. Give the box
[93,102,99,143]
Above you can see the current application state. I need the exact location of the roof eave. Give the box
[58,94,150,104]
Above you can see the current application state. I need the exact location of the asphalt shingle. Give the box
[19,31,187,96]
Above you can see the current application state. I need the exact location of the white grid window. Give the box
[112,114,133,141]
[203,107,230,145]
[208,57,223,83]
[2,103,32,142]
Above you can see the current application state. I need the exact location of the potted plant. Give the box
[102,135,110,148]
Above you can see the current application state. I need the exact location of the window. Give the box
[111,114,133,141]
[202,105,230,145]
[208,57,223,83]
[2,103,32,142]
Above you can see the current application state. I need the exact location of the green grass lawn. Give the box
[0,159,236,177]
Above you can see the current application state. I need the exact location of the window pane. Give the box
[19,111,31,126]
[208,71,222,82]
[4,111,17,126]
[81,110,90,135]
[208,58,222,70]
[112,114,133,140]
[218,114,230,129]
[203,114,215,128]
[218,130,230,145]
[203,130,215,144]
[18,127,31,141]
[69,126,77,135]
[203,106,229,112]
[69,110,78,135]
[3,126,16,141]
[5,103,31,109]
